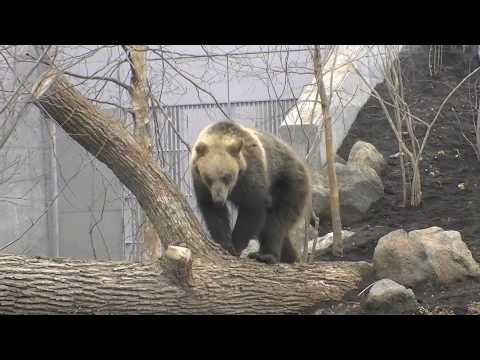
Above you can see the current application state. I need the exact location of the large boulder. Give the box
[363,278,417,314]
[311,163,384,225]
[348,140,386,176]
[373,227,480,287]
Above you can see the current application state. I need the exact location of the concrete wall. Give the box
[0,106,51,256]
[54,125,125,260]
[0,105,126,260]
[279,45,405,171]
[0,44,126,260]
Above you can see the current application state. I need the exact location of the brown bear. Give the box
[190,121,311,264]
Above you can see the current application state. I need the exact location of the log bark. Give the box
[0,251,372,314]
[0,67,376,315]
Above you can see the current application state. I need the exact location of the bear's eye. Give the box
[222,174,232,184]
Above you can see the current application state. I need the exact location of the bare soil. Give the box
[315,45,480,315]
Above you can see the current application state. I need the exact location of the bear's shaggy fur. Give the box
[191,121,311,264]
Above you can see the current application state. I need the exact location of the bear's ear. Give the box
[195,142,208,157]
[227,139,243,156]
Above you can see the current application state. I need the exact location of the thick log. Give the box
[0,251,372,314]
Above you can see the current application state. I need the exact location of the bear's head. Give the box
[192,135,247,205]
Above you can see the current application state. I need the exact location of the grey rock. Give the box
[363,279,417,314]
[311,163,384,225]
[373,227,480,287]
[348,140,386,176]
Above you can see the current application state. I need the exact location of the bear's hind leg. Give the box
[253,215,289,264]
[254,184,305,263]
[258,170,308,264]
[280,236,297,263]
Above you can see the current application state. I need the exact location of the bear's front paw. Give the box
[248,252,279,264]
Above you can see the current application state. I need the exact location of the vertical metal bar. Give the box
[259,102,262,130]
[272,101,277,135]
[264,102,268,133]
[32,48,60,258]
[226,55,230,118]
[171,108,176,181]
[176,107,181,188]
[268,101,272,133]
[167,107,172,178]
[47,117,60,257]
[172,108,176,183]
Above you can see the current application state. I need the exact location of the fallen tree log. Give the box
[0,252,372,314]
[0,67,374,314]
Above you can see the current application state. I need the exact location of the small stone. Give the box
[311,163,384,226]
[467,302,480,315]
[363,279,417,314]
[348,140,386,176]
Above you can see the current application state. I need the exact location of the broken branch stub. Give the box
[165,246,193,286]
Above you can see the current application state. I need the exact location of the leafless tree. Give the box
[311,45,343,257]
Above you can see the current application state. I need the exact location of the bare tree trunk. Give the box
[125,45,161,261]
[476,101,480,159]
[125,45,152,152]
[12,68,374,314]
[312,46,343,257]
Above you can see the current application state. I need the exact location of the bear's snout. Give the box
[211,182,228,205]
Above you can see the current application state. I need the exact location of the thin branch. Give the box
[63,69,132,95]
[150,48,231,121]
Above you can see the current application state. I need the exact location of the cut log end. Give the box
[165,246,193,287]
[166,246,192,262]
